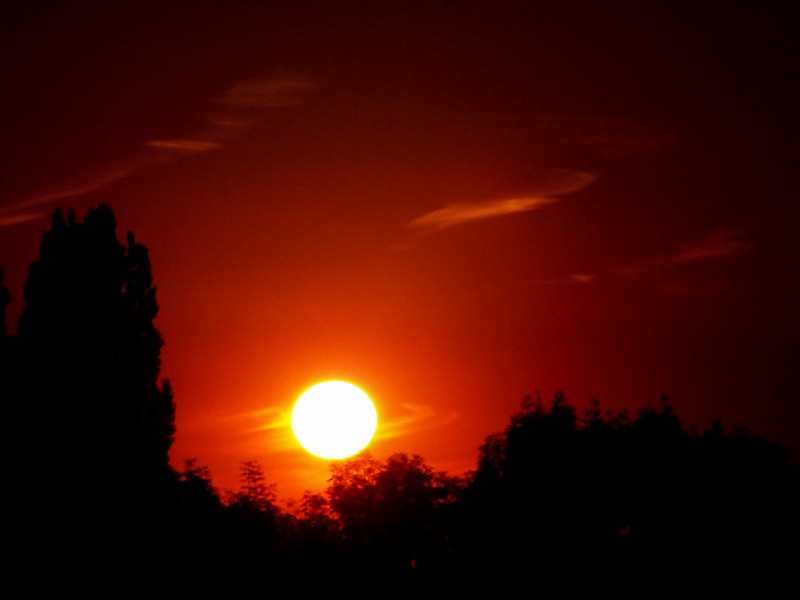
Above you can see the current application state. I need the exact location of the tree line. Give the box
[2,205,797,593]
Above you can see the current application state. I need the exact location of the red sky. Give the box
[2,1,798,504]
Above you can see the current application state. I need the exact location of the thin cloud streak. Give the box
[610,228,754,294]
[522,273,598,286]
[409,197,557,233]
[636,228,754,269]
[665,228,753,264]
[0,162,142,217]
[467,112,677,158]
[146,139,222,152]
[176,405,296,458]
[0,211,48,228]
[0,74,314,220]
[523,230,753,292]
[202,399,455,456]
[217,76,313,108]
[569,274,596,284]
[408,169,595,234]
[376,402,460,442]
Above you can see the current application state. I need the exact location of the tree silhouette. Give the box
[4,205,798,592]
[455,391,800,592]
[221,460,283,572]
[0,267,10,338]
[325,451,460,584]
[228,459,278,512]
[177,458,224,515]
[0,267,15,398]
[169,459,229,576]
[5,205,177,574]
[287,491,340,547]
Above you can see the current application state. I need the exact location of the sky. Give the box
[2,1,798,504]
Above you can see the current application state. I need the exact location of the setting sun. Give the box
[291,381,378,459]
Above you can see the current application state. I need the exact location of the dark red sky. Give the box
[2,1,798,503]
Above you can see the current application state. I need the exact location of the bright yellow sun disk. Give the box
[291,381,378,459]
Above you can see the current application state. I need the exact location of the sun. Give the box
[291,381,378,460]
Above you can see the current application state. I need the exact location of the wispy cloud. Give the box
[177,405,296,459]
[569,273,596,284]
[476,112,677,158]
[195,399,457,456]
[0,211,49,228]
[409,197,557,233]
[243,406,296,451]
[376,402,460,442]
[217,76,313,109]
[145,139,222,152]
[409,169,595,234]
[1,162,142,218]
[648,228,753,265]
[0,74,314,228]
[612,228,754,294]
[521,273,599,287]
[525,230,753,293]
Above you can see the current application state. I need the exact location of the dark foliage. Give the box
[452,392,800,592]
[323,451,461,585]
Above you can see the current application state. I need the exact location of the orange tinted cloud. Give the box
[1,74,313,218]
[409,197,557,233]
[569,274,596,284]
[669,228,753,263]
[217,76,314,108]
[480,113,676,158]
[376,402,460,442]
[0,162,141,215]
[183,399,456,463]
[0,211,48,228]
[409,169,595,234]
[145,139,222,152]
[611,228,754,294]
[634,228,753,269]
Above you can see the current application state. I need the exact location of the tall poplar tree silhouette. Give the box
[8,205,176,555]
